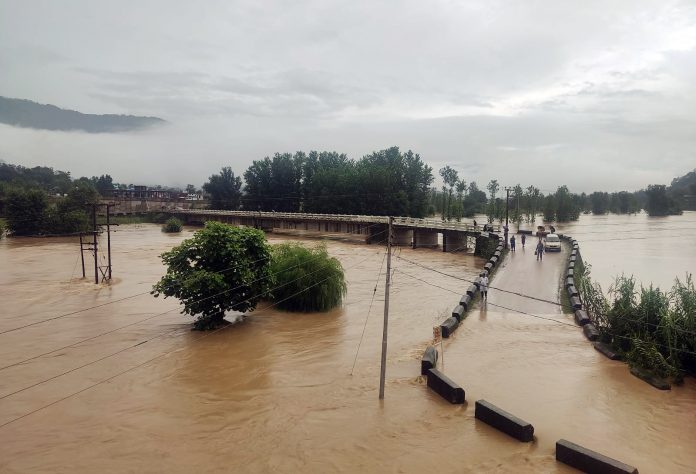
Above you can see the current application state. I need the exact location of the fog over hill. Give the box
[0,96,166,133]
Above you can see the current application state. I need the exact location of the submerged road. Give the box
[435,238,696,472]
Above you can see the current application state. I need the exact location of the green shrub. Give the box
[579,262,696,381]
[269,242,346,312]
[162,217,183,233]
[0,219,5,239]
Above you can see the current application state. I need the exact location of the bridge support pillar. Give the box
[443,231,467,252]
[367,224,388,244]
[412,229,439,249]
[392,228,413,246]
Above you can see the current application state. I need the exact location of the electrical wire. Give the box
[0,251,380,430]
[1,224,388,333]
[349,249,388,375]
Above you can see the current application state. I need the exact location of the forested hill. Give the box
[0,96,166,133]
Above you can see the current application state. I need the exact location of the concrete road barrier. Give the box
[594,342,621,360]
[567,268,574,277]
[494,250,502,258]
[452,304,466,322]
[583,323,600,341]
[568,261,575,270]
[569,255,577,264]
[421,346,438,375]
[466,284,479,298]
[459,294,472,311]
[570,296,582,310]
[556,439,638,474]
[566,276,575,288]
[630,366,670,390]
[574,309,590,326]
[490,255,498,265]
[475,400,534,442]
[441,317,459,338]
[484,262,493,272]
[427,368,465,404]
[567,285,579,298]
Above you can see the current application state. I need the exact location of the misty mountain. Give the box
[0,96,166,133]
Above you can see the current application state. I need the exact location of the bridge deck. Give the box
[170,209,501,234]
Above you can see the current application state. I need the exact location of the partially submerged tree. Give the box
[269,242,346,312]
[152,222,273,329]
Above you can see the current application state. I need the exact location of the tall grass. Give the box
[576,262,696,382]
[269,242,347,312]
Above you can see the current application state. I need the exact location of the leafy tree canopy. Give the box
[203,167,242,210]
[152,222,273,329]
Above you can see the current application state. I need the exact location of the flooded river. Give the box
[0,223,694,473]
[548,210,696,291]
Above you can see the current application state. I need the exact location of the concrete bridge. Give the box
[170,209,500,252]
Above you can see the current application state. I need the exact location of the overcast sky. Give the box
[1,0,695,192]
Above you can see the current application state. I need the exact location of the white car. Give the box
[544,233,562,252]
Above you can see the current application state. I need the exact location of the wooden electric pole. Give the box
[379,216,393,400]
[106,204,112,281]
[92,204,98,284]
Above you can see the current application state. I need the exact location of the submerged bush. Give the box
[270,242,347,312]
[162,217,183,233]
[578,262,696,381]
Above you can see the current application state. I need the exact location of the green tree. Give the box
[185,184,197,194]
[152,222,273,329]
[269,242,347,312]
[6,188,48,235]
[554,185,579,221]
[486,179,499,223]
[439,166,458,220]
[590,191,609,214]
[645,184,682,216]
[203,167,242,210]
[92,174,113,197]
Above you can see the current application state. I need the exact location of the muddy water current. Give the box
[0,224,694,473]
[551,210,696,291]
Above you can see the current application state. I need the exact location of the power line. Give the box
[0,252,353,400]
[0,251,380,429]
[0,228,390,371]
[395,255,562,307]
[350,249,388,375]
[396,267,696,357]
[1,224,388,333]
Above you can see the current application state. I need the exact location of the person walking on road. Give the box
[479,272,489,301]
[510,235,516,252]
[521,234,526,249]
[535,239,544,261]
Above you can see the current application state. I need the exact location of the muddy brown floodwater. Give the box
[0,223,695,473]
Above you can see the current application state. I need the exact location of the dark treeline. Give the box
[0,162,109,235]
[1,156,693,237]
[209,147,434,217]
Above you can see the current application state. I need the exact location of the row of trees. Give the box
[430,177,683,224]
[3,182,100,235]
[204,147,434,217]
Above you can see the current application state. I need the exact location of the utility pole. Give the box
[106,204,112,281]
[378,216,393,400]
[505,187,511,227]
[92,204,98,284]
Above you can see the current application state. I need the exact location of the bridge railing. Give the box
[170,209,500,233]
